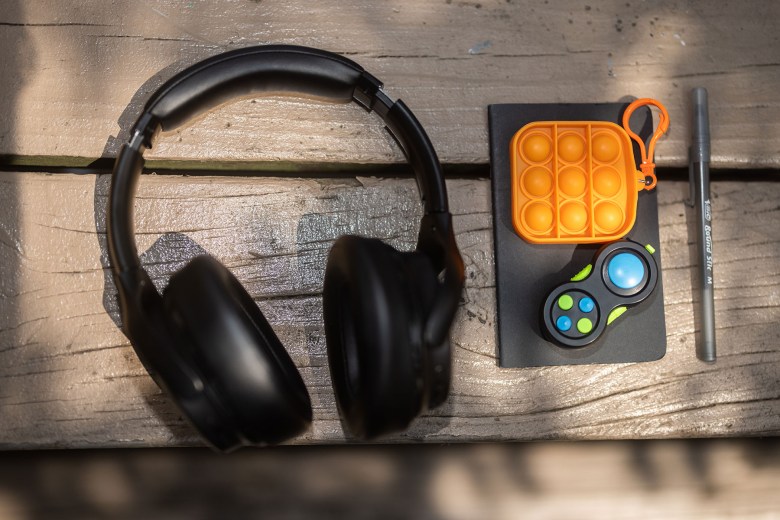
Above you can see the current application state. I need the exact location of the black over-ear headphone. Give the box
[107,45,465,451]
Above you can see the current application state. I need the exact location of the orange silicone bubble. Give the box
[522,201,554,234]
[558,133,586,163]
[560,201,588,233]
[522,166,553,197]
[592,166,622,197]
[594,201,624,233]
[521,133,552,163]
[592,132,620,163]
[558,167,587,198]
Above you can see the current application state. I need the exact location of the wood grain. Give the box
[0,0,778,169]
[0,172,778,448]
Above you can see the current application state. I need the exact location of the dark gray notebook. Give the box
[488,103,667,367]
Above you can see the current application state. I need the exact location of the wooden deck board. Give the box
[0,0,778,169]
[1,0,777,449]
[0,173,778,448]
[2,440,780,519]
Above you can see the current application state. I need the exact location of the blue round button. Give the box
[579,297,595,313]
[607,252,645,290]
[556,315,572,332]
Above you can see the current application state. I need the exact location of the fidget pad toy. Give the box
[510,99,669,244]
[541,240,658,348]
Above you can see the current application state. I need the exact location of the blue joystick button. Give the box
[556,316,572,332]
[579,297,595,313]
[607,252,645,290]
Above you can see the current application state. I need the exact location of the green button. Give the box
[570,264,593,282]
[558,294,574,311]
[607,306,628,325]
[644,244,656,255]
[577,318,593,334]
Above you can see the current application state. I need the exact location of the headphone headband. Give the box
[110,45,451,270]
[108,45,463,348]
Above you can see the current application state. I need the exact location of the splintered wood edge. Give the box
[0,173,778,448]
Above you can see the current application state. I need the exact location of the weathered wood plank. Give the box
[0,0,778,168]
[0,172,778,448]
[1,440,779,519]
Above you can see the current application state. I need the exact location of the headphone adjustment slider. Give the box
[128,112,159,152]
[353,71,394,118]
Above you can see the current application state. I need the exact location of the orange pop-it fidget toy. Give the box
[511,99,669,244]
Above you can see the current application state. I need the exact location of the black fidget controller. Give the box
[541,240,658,348]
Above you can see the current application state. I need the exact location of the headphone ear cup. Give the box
[163,255,312,450]
[323,236,433,439]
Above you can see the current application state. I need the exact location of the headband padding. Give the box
[146,45,366,131]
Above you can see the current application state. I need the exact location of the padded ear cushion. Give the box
[323,236,434,439]
[163,255,312,450]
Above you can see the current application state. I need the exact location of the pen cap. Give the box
[691,88,710,162]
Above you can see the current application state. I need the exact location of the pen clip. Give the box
[622,98,670,191]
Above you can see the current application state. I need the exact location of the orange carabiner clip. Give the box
[622,98,669,191]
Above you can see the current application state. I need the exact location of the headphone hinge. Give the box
[417,212,465,349]
[129,112,159,152]
[353,71,393,118]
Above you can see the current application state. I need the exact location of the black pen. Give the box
[690,87,716,362]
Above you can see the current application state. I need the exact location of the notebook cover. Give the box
[489,103,667,367]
